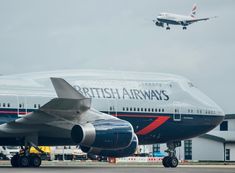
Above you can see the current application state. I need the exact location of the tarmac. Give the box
[0,161,235,173]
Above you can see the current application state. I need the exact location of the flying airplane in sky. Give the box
[0,70,224,168]
[153,4,216,30]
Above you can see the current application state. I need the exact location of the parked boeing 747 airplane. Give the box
[153,4,216,30]
[0,70,224,168]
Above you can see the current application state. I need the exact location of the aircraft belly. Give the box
[116,113,223,145]
[158,19,180,25]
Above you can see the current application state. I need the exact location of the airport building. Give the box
[150,114,235,162]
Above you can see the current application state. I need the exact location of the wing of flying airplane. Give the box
[184,17,216,25]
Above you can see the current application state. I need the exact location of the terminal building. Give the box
[149,114,235,161]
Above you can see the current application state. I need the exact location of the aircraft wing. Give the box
[185,16,216,24]
[0,78,115,136]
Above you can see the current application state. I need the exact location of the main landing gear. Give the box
[11,143,42,167]
[166,25,170,30]
[162,141,181,168]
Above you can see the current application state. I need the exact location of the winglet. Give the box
[50,77,86,99]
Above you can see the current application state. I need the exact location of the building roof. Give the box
[200,134,226,143]
[225,114,235,119]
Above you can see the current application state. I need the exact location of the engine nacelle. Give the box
[81,134,138,158]
[181,21,188,26]
[71,119,134,149]
[155,21,164,27]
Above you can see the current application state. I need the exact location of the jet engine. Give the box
[80,134,138,158]
[180,21,188,26]
[155,21,164,27]
[71,119,134,149]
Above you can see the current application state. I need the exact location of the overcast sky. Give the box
[0,0,234,113]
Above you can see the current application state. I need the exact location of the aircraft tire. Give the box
[19,156,30,167]
[162,156,171,168]
[169,156,178,168]
[10,154,20,167]
[29,155,41,167]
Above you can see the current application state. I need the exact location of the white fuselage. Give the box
[157,13,193,25]
[0,70,223,118]
[0,70,224,145]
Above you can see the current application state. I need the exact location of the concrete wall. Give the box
[192,137,224,161]
[228,119,235,131]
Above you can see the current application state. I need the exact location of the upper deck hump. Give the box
[1,69,188,82]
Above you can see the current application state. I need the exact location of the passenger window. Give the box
[137,108,140,111]
[145,108,147,112]
[126,107,129,111]
[159,109,161,112]
[134,108,136,111]
[34,104,37,108]
[3,103,5,107]
[162,109,164,112]
[152,108,154,112]
[130,108,132,111]
[148,108,150,112]
[155,108,158,112]
[7,103,10,107]
[123,107,125,111]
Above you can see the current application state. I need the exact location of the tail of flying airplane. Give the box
[190,3,197,18]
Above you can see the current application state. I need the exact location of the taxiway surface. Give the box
[0,162,235,173]
[0,167,235,173]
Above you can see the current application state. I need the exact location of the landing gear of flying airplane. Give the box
[183,26,187,30]
[166,24,170,30]
[162,141,181,168]
[11,143,42,167]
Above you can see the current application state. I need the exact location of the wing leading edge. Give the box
[0,78,94,134]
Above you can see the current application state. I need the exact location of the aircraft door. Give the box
[173,102,182,121]
[107,99,117,117]
[17,96,27,117]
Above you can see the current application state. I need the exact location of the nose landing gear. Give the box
[162,141,181,168]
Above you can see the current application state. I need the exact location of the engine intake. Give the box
[81,134,138,158]
[155,21,164,27]
[71,119,134,149]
